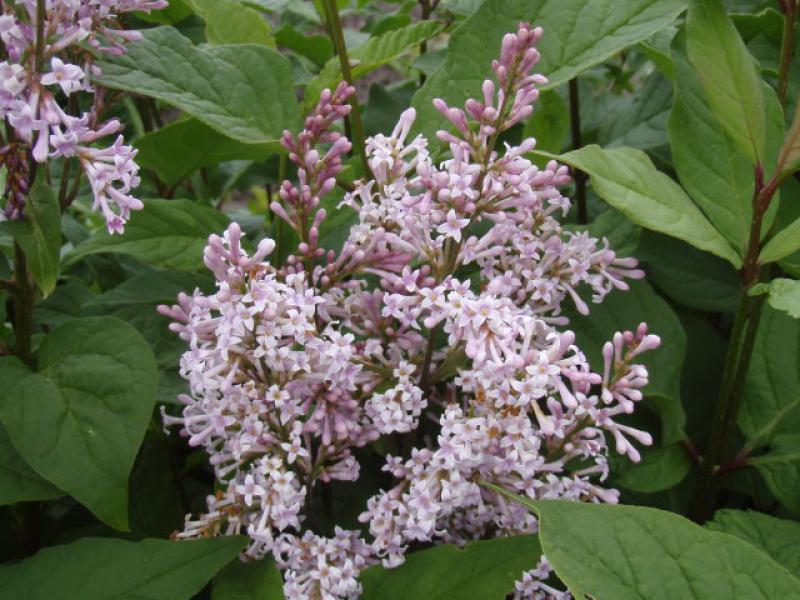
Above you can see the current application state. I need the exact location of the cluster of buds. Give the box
[160,23,659,600]
[0,0,166,231]
[271,82,354,274]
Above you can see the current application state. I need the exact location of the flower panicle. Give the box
[0,0,166,232]
[159,22,658,600]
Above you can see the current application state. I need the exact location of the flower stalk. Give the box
[568,78,587,224]
[778,0,798,106]
[322,0,370,176]
[688,168,780,522]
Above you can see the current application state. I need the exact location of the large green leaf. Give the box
[751,279,800,320]
[189,0,274,46]
[0,318,158,530]
[0,179,61,296]
[564,279,686,444]
[129,433,185,538]
[637,232,740,314]
[412,0,686,136]
[212,557,284,600]
[615,443,691,493]
[96,27,300,144]
[86,271,214,310]
[669,29,781,255]
[738,306,800,445]
[0,536,247,600]
[360,536,541,600]
[487,488,800,599]
[708,510,800,578]
[523,89,569,154]
[552,145,742,267]
[686,0,767,165]
[136,118,279,186]
[63,199,229,271]
[760,216,800,265]
[0,422,62,505]
[275,24,333,68]
[598,72,672,151]
[305,21,443,110]
[737,306,800,512]
[581,208,641,259]
[749,435,800,513]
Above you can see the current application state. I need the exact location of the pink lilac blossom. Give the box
[160,23,657,600]
[0,0,166,231]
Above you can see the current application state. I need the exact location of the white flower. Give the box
[436,209,470,243]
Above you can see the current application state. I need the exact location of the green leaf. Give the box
[189,0,274,46]
[212,557,284,600]
[637,232,740,314]
[751,279,800,319]
[669,31,754,255]
[0,422,62,505]
[599,71,672,151]
[129,433,185,538]
[738,306,800,445]
[136,118,280,186]
[523,89,569,154]
[412,0,686,136]
[63,199,228,271]
[86,271,214,310]
[737,306,800,512]
[638,27,678,79]
[135,0,193,24]
[363,81,417,137]
[686,0,767,164]
[34,281,96,327]
[0,179,61,296]
[670,27,783,255]
[708,510,800,578]
[777,100,800,183]
[582,208,641,259]
[360,536,541,600]
[0,536,247,600]
[0,317,158,530]
[486,487,800,599]
[305,21,443,110]
[760,216,800,265]
[96,27,301,144]
[564,279,687,444]
[615,443,691,493]
[749,436,800,514]
[275,24,333,67]
[551,145,742,267]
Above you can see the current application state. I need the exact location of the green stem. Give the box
[322,0,370,177]
[34,0,46,72]
[11,0,47,368]
[418,0,432,85]
[688,166,777,522]
[778,0,798,107]
[568,78,587,224]
[274,153,289,266]
[13,243,34,367]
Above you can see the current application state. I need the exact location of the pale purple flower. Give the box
[40,57,84,95]
[436,209,470,243]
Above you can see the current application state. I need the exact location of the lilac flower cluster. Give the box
[0,0,166,231]
[160,23,659,600]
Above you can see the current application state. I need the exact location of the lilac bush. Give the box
[3,0,800,598]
